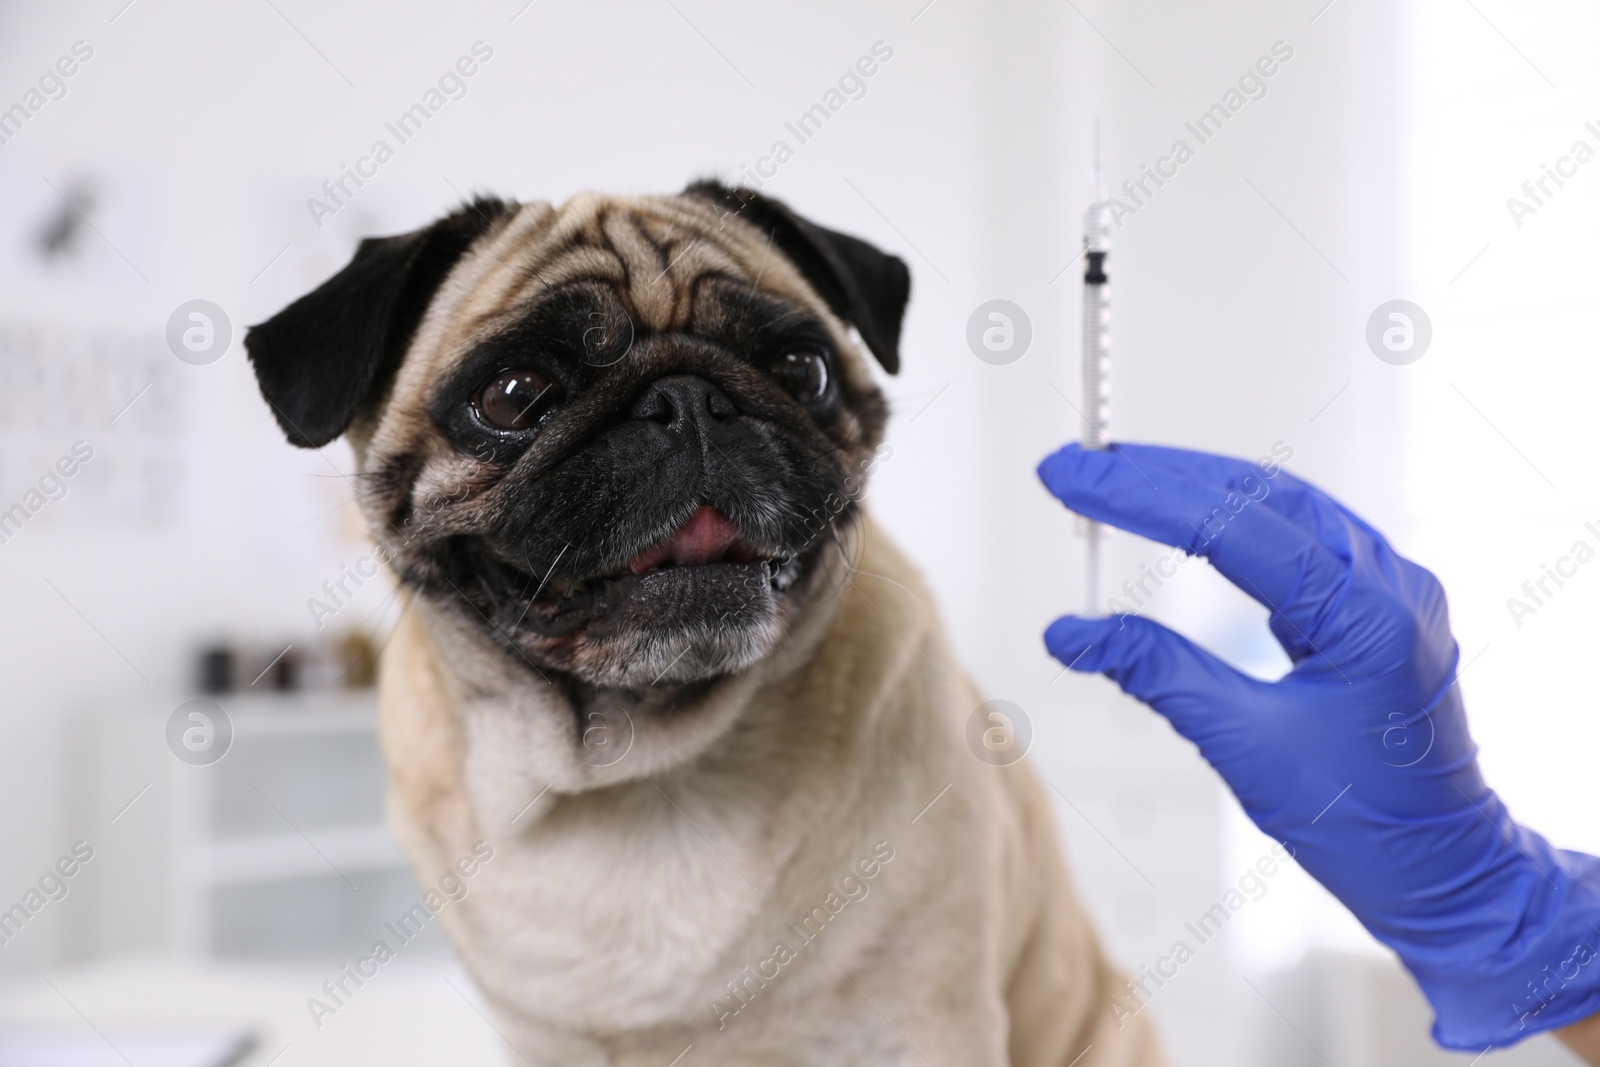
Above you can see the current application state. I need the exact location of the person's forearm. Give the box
[1558,1013,1600,1065]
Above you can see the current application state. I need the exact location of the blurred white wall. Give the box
[1405,0,1600,859]
[0,1,1591,1064]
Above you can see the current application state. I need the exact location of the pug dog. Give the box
[246,182,1166,1066]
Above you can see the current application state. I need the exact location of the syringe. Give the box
[1082,144,1111,615]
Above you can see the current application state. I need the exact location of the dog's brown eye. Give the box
[477,369,560,431]
[775,351,829,402]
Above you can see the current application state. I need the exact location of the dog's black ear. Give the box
[246,198,515,448]
[684,181,910,375]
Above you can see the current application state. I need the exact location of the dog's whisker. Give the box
[529,542,571,603]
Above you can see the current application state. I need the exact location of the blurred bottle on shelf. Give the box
[197,644,234,694]
[189,628,379,698]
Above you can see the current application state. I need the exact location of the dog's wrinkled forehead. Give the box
[375,193,876,455]
[245,182,909,453]
[424,195,848,372]
[482,194,820,328]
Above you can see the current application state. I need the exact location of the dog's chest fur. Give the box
[378,525,1169,1066]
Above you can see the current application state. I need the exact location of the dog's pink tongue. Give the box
[630,507,744,573]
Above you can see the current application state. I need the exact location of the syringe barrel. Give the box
[1081,201,1110,615]
[1082,278,1109,449]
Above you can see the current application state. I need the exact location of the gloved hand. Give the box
[1038,441,1600,1051]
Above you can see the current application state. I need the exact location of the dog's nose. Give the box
[631,375,737,432]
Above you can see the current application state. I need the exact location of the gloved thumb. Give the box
[1045,613,1258,741]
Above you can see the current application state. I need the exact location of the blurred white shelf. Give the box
[196,827,404,886]
[88,689,424,962]
[226,702,379,737]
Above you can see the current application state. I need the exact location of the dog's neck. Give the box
[381,525,872,836]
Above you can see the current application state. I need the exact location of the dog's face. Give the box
[247,184,908,690]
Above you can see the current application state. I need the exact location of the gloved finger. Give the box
[1045,613,1259,743]
[1110,442,1400,571]
[1111,442,1448,653]
[1037,443,1351,632]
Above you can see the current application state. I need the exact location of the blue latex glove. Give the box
[1038,441,1600,1051]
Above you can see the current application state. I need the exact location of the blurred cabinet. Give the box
[86,691,440,963]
